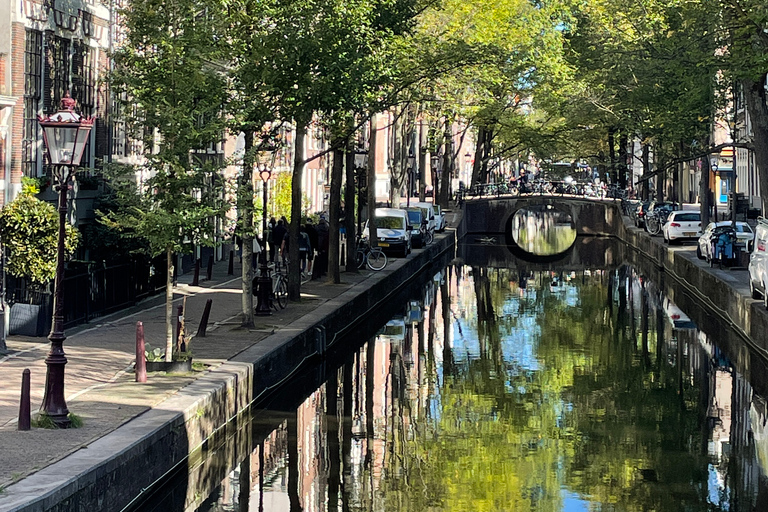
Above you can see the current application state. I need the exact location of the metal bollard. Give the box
[228,250,234,275]
[135,322,147,383]
[206,255,214,281]
[197,299,213,337]
[18,369,31,430]
[191,258,201,286]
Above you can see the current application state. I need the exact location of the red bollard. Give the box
[135,322,147,383]
[18,369,31,430]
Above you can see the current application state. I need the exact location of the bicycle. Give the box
[271,262,288,310]
[356,237,388,271]
[420,221,434,246]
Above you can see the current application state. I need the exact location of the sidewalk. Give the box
[0,254,371,488]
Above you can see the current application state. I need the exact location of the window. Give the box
[22,30,43,177]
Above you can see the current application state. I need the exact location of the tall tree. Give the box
[110,0,228,360]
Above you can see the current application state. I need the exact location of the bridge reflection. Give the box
[458,235,625,272]
[510,205,577,256]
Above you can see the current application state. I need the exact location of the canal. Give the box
[126,237,768,512]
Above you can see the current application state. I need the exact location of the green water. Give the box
[151,252,768,512]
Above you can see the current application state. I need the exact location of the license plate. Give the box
[378,242,389,247]
[683,232,696,237]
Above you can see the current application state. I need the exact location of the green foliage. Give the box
[0,187,80,284]
[144,344,165,362]
[32,412,83,429]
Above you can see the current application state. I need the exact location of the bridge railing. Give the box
[457,180,630,203]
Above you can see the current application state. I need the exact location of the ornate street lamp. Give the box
[37,92,94,428]
[255,164,273,316]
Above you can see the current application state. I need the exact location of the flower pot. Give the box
[144,358,193,373]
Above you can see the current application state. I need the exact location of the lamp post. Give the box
[255,165,272,316]
[354,149,368,236]
[37,92,94,428]
[406,154,415,207]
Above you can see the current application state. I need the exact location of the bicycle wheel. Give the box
[366,248,388,271]
[423,230,434,245]
[274,276,287,309]
[356,249,366,269]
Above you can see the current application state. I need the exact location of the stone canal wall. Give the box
[2,233,458,512]
[615,211,768,358]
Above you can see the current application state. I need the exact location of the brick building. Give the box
[2,0,116,208]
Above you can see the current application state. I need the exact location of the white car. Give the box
[661,211,701,243]
[749,218,768,306]
[697,221,754,260]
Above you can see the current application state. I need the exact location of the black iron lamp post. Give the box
[255,165,272,316]
[406,154,416,207]
[37,93,94,428]
[354,149,369,236]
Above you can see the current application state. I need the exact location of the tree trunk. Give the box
[165,246,174,362]
[439,117,452,209]
[367,114,379,248]
[618,131,628,188]
[389,108,405,208]
[240,130,255,327]
[288,123,306,301]
[471,126,485,187]
[328,144,343,283]
[608,127,617,184]
[345,140,358,272]
[418,119,427,201]
[744,75,768,215]
[642,141,650,201]
[700,136,712,226]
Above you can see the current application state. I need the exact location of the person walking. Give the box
[272,219,287,267]
[298,225,312,277]
[305,218,319,277]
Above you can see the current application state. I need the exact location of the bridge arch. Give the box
[463,196,623,237]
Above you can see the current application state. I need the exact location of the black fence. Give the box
[6,255,168,333]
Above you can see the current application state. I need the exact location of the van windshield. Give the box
[406,210,422,224]
[377,216,405,229]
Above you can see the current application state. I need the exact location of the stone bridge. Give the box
[463,195,624,236]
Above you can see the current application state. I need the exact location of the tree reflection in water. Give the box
[512,206,577,256]
[175,264,768,512]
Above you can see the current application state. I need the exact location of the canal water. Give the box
[126,237,768,512]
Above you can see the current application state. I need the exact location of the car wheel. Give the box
[403,245,408,258]
[696,246,703,259]
[751,279,761,300]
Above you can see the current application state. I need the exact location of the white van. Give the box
[749,217,768,307]
[363,207,412,257]
[412,201,437,235]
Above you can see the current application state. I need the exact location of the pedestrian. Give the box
[298,225,312,276]
[252,234,262,270]
[305,217,319,277]
[272,219,287,267]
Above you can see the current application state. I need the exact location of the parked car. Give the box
[412,201,437,235]
[663,296,696,330]
[404,207,426,247]
[749,217,768,307]
[362,208,412,257]
[697,221,754,260]
[661,211,701,243]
